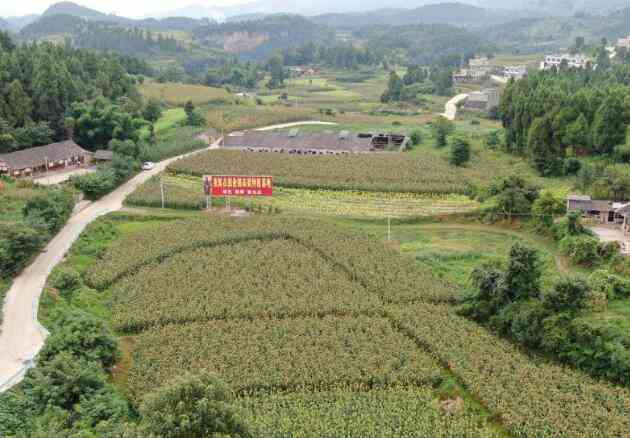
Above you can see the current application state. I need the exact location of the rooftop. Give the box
[0,140,89,170]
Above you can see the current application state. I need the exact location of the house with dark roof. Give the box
[0,140,90,178]
[222,130,408,154]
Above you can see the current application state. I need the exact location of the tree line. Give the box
[500,67,630,176]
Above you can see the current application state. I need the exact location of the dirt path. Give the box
[442,94,468,121]
[0,120,331,392]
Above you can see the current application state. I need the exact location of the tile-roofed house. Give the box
[0,140,90,178]
[222,131,407,154]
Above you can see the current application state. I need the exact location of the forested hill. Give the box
[358,23,495,65]
[312,3,521,29]
[192,15,334,60]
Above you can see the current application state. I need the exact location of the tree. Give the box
[591,95,627,155]
[39,310,118,368]
[504,243,542,301]
[143,99,162,142]
[266,55,286,89]
[0,223,44,276]
[381,71,403,102]
[66,98,144,150]
[139,372,252,438]
[486,175,539,219]
[450,137,471,166]
[528,116,562,176]
[184,100,195,124]
[23,189,74,233]
[432,116,454,148]
[532,190,566,230]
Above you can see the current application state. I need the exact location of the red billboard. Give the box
[204,175,273,197]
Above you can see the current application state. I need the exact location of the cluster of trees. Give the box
[0,182,74,277]
[0,31,140,151]
[22,15,183,57]
[281,42,379,69]
[358,24,495,67]
[461,241,630,384]
[381,66,453,104]
[205,61,262,89]
[500,69,630,176]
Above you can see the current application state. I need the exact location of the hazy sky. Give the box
[0,0,250,18]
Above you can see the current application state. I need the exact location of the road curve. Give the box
[442,94,468,121]
[0,120,333,392]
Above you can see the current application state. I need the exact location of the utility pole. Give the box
[160,176,165,209]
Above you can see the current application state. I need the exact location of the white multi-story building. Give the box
[504,65,527,80]
[540,54,591,70]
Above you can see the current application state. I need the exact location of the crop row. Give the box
[387,302,630,437]
[238,387,501,437]
[110,239,380,332]
[87,216,454,304]
[168,149,483,195]
[127,175,480,219]
[125,315,442,402]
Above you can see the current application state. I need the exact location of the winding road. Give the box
[442,93,468,121]
[0,120,336,392]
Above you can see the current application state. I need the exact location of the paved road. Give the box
[442,94,468,121]
[0,120,333,392]
[590,226,630,255]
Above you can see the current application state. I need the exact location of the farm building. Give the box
[464,88,499,111]
[222,130,408,154]
[567,194,630,229]
[0,140,90,178]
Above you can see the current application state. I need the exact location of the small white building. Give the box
[504,65,527,80]
[540,54,591,71]
[616,36,630,50]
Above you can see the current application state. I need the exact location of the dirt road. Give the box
[442,94,468,121]
[0,120,333,392]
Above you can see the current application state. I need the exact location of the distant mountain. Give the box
[42,1,124,22]
[3,15,39,31]
[149,4,225,21]
[312,3,524,29]
[0,18,10,31]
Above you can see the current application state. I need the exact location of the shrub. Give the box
[0,223,44,276]
[559,234,601,266]
[139,372,252,438]
[449,137,471,166]
[71,169,118,201]
[23,189,74,233]
[563,157,582,175]
[409,130,423,146]
[589,269,630,299]
[38,310,119,368]
[50,267,83,298]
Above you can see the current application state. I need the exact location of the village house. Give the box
[567,195,630,233]
[463,88,499,112]
[452,56,492,83]
[0,140,91,178]
[540,54,591,71]
[93,150,114,163]
[222,130,408,154]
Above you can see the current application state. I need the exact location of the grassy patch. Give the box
[139,81,232,106]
